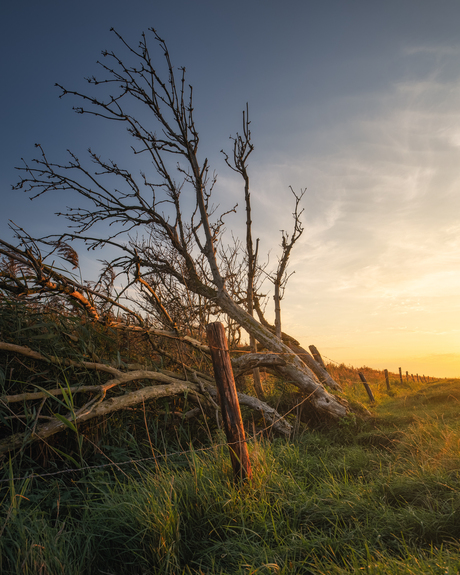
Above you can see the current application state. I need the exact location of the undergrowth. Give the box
[1,301,459,573]
[2,381,460,574]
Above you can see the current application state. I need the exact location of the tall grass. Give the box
[2,300,460,573]
[2,377,460,574]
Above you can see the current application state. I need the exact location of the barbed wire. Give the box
[0,443,226,485]
[0,388,318,485]
[320,354,342,366]
[0,342,441,484]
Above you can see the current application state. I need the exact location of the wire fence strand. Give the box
[0,386,319,485]
[1,345,440,484]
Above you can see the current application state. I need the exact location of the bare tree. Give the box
[11,28,346,419]
[222,105,265,400]
[271,187,305,339]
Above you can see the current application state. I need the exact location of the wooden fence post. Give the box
[358,372,375,403]
[206,322,252,483]
[406,371,409,382]
[308,345,327,370]
[384,369,390,391]
[399,367,403,385]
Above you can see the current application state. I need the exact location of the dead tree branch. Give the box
[10,28,345,419]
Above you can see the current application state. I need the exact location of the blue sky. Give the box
[2,1,460,376]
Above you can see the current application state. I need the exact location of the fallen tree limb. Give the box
[0,372,293,455]
[153,368,292,436]
[2,385,103,404]
[0,335,300,455]
[231,353,286,378]
[0,343,285,405]
[0,381,202,456]
[1,369,195,404]
[0,342,121,376]
[286,342,342,392]
[205,386,292,437]
[252,300,342,393]
[109,324,211,354]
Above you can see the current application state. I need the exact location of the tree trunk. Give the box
[274,281,282,339]
[216,291,347,419]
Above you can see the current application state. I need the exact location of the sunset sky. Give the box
[2,1,460,377]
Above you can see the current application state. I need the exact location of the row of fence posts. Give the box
[358,368,431,404]
[206,321,433,483]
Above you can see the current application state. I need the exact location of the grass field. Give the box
[1,371,460,574]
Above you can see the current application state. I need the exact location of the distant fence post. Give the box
[406,371,409,382]
[358,372,375,403]
[384,369,390,391]
[206,322,252,483]
[399,367,403,385]
[416,374,420,383]
[308,345,327,370]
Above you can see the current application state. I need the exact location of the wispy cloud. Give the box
[243,44,460,375]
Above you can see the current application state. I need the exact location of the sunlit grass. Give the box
[2,376,460,574]
[2,302,460,573]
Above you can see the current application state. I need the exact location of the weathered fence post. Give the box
[399,367,403,385]
[384,369,390,391]
[358,372,375,403]
[308,345,327,370]
[206,322,252,483]
[406,371,409,382]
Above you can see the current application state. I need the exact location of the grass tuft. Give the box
[2,302,460,573]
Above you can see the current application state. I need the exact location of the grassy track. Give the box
[2,377,460,574]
